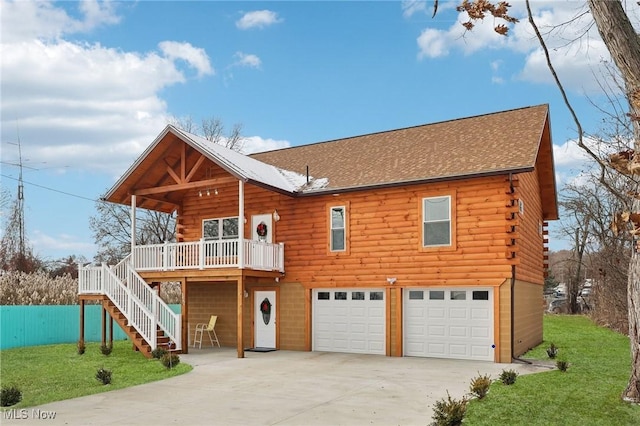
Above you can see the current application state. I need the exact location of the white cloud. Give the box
[0,2,217,177]
[232,52,262,69]
[401,0,427,18]
[553,140,590,168]
[416,28,449,59]
[236,10,283,30]
[0,0,120,42]
[414,2,640,94]
[158,41,214,77]
[30,230,96,259]
[241,136,290,154]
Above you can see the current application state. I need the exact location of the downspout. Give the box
[509,173,531,364]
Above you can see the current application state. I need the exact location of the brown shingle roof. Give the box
[251,104,551,192]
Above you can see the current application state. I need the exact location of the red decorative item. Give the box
[257,222,268,238]
[260,297,272,325]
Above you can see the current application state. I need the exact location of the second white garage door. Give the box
[404,288,494,361]
[313,289,385,355]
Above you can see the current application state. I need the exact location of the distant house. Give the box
[79,104,557,363]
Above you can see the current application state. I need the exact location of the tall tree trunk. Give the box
[587,0,640,403]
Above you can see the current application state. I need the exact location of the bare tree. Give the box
[89,199,176,265]
[435,0,640,402]
[0,194,41,272]
[170,115,245,151]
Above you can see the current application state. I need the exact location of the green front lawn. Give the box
[0,341,191,408]
[466,315,640,425]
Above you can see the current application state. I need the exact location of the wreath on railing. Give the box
[257,222,268,238]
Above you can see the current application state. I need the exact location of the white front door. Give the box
[254,290,276,348]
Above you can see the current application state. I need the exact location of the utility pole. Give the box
[16,136,25,264]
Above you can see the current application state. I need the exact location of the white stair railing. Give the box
[79,259,181,352]
[101,264,156,350]
[126,265,181,350]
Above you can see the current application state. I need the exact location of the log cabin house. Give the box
[78,104,557,363]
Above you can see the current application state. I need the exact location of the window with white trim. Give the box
[422,196,451,247]
[203,217,239,240]
[330,206,346,252]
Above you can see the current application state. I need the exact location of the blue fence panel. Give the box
[0,304,181,350]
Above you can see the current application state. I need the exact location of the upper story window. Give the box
[330,206,346,252]
[422,195,451,247]
[203,217,239,240]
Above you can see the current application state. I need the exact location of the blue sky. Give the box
[2,0,639,262]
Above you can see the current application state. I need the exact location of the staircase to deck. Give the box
[102,299,175,358]
[79,256,182,358]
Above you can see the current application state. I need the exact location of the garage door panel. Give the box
[351,307,366,316]
[428,325,445,337]
[471,327,490,338]
[449,326,469,338]
[449,308,469,319]
[405,288,494,361]
[427,343,446,356]
[471,308,490,319]
[471,348,492,359]
[428,308,446,319]
[449,344,468,357]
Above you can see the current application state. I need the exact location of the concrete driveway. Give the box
[3,348,550,425]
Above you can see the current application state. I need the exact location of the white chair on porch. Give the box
[193,315,221,348]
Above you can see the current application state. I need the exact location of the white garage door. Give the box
[404,288,494,361]
[313,289,386,355]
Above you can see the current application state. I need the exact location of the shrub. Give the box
[95,368,112,385]
[0,385,23,407]
[431,391,468,426]
[77,340,86,355]
[161,353,180,369]
[469,372,491,399]
[556,360,570,372]
[100,344,113,356]
[546,342,559,359]
[499,369,518,385]
[152,347,168,359]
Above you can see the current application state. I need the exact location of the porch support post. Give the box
[237,277,245,358]
[181,278,189,353]
[131,194,137,266]
[238,180,245,269]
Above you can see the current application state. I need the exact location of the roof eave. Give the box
[295,167,535,196]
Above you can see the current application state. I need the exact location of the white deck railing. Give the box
[78,261,181,351]
[133,239,284,272]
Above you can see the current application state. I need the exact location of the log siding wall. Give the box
[176,162,549,361]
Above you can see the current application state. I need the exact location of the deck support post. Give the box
[101,303,107,347]
[79,299,85,345]
[237,277,245,358]
[109,315,114,347]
